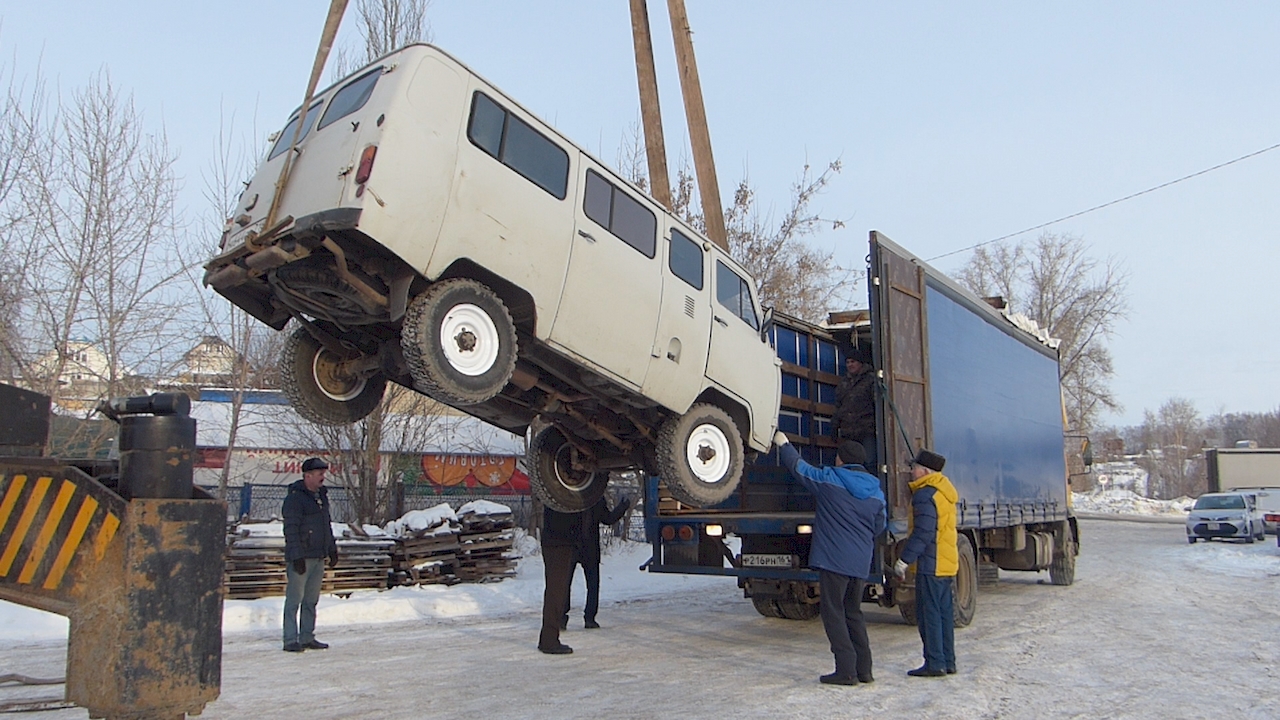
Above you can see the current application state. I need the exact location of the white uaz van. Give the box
[204,44,781,512]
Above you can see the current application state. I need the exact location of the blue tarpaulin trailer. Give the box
[643,232,1081,625]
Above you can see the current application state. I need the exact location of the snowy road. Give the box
[3,518,1278,719]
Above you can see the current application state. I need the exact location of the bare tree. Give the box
[9,71,187,455]
[0,53,47,383]
[957,233,1128,432]
[1137,398,1206,499]
[1203,407,1280,450]
[332,0,432,79]
[189,104,290,499]
[282,383,505,524]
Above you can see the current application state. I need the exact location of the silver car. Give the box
[1186,492,1266,544]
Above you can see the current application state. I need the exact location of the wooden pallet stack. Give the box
[387,528,462,586]
[223,524,395,600]
[454,501,519,583]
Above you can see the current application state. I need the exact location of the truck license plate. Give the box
[742,554,793,568]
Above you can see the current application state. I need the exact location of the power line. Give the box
[927,140,1280,262]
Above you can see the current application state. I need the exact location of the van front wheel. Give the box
[656,404,744,508]
[402,279,517,406]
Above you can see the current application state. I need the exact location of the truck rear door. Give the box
[869,231,932,513]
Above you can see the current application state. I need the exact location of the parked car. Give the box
[1185,492,1266,544]
[1228,487,1280,534]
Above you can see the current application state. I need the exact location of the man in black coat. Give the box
[563,495,631,630]
[832,345,878,470]
[281,457,339,653]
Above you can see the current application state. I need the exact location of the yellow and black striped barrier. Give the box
[0,467,126,611]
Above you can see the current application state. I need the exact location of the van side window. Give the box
[267,103,324,161]
[669,229,703,290]
[716,260,759,329]
[467,92,569,200]
[582,169,656,258]
[319,69,382,131]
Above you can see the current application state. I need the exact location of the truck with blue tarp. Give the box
[641,231,1080,625]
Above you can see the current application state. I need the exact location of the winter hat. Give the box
[847,344,873,365]
[913,449,946,472]
[301,457,329,472]
[837,440,867,467]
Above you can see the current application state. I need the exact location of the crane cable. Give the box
[927,140,1280,262]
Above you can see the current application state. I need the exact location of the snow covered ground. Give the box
[2,507,1278,718]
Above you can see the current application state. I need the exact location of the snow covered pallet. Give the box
[223,524,394,600]
[455,500,519,582]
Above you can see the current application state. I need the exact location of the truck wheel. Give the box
[1049,525,1077,586]
[898,600,916,626]
[776,599,821,621]
[401,279,517,406]
[656,404,744,508]
[280,327,385,426]
[953,534,977,628]
[751,597,784,618]
[528,426,608,513]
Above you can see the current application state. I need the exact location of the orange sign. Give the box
[421,455,528,493]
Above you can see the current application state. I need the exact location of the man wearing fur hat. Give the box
[894,449,958,677]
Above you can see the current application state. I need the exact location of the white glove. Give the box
[773,430,789,448]
[893,559,909,579]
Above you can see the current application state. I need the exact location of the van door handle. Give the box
[577,229,596,243]
[714,316,729,327]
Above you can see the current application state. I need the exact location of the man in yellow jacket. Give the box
[894,449,958,677]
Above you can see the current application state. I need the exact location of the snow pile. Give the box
[1072,487,1192,516]
[1003,311,1061,349]
[383,503,458,538]
[1093,460,1150,495]
[457,499,513,517]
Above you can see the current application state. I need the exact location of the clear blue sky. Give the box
[4,1,1278,429]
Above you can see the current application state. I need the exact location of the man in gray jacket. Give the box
[775,432,886,686]
[282,457,339,652]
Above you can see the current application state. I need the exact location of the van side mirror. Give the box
[760,307,775,343]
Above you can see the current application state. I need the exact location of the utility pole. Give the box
[666,0,728,251]
[629,0,672,210]
[261,0,351,247]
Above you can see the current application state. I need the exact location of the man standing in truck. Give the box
[894,449,958,677]
[832,346,877,469]
[774,431,886,686]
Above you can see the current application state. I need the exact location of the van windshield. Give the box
[268,103,323,160]
[1194,495,1246,510]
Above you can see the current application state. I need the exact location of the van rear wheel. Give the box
[402,279,517,406]
[280,327,385,426]
[656,404,745,508]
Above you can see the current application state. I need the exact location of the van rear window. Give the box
[267,102,323,160]
[318,68,382,131]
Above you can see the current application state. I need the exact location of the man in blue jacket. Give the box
[775,431,887,686]
[282,457,339,653]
